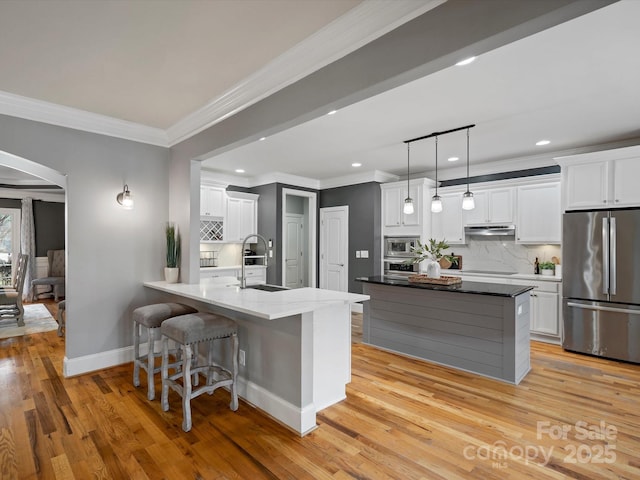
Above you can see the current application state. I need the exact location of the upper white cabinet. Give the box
[464,188,514,225]
[516,182,561,244]
[431,193,465,244]
[200,185,226,217]
[556,146,640,210]
[225,192,258,243]
[381,179,431,236]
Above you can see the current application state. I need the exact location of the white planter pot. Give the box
[164,267,179,283]
[540,268,554,276]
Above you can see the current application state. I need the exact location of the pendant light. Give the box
[403,143,414,214]
[462,127,475,210]
[431,136,442,213]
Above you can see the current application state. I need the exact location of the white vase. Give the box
[541,268,554,276]
[426,260,441,279]
[164,267,179,283]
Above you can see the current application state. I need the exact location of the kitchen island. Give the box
[357,276,533,384]
[144,280,368,435]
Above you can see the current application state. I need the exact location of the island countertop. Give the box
[356,276,534,297]
[144,280,369,320]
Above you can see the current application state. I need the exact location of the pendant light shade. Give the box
[403,143,414,214]
[462,127,475,210]
[431,136,442,213]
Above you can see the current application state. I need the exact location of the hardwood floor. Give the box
[1,310,639,479]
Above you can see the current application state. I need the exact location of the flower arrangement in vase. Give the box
[165,222,181,283]
[405,238,458,279]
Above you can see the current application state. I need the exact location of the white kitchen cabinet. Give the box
[243,266,267,286]
[463,188,514,225]
[381,179,431,236]
[431,193,465,244]
[557,146,640,210]
[200,185,226,217]
[382,183,420,227]
[530,290,560,336]
[225,192,258,242]
[200,267,238,279]
[516,182,561,244]
[461,273,561,343]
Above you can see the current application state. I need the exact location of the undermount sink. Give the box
[246,284,289,292]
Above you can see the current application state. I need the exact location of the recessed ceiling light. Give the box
[259,137,266,141]
[327,110,337,115]
[447,156,459,162]
[536,140,550,146]
[235,169,245,173]
[352,163,362,168]
[455,56,476,66]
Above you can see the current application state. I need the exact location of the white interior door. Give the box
[320,206,348,292]
[285,214,304,289]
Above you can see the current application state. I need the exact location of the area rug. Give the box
[0,304,58,339]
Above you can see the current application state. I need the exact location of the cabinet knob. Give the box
[615,199,620,203]
[603,200,607,204]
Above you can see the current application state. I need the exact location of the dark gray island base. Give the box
[357,276,534,385]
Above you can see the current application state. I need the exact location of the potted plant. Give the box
[165,222,181,283]
[406,238,458,279]
[539,261,555,276]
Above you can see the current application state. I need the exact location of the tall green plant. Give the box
[166,223,181,268]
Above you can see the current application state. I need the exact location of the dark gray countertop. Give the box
[356,276,534,298]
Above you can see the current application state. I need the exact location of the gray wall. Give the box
[319,182,382,293]
[0,114,169,360]
[33,200,65,256]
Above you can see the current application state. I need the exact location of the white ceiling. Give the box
[203,0,640,182]
[0,1,639,189]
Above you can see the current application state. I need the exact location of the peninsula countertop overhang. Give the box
[144,280,369,320]
[356,276,534,297]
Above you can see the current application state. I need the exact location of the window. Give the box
[0,208,21,286]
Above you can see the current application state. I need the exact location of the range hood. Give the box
[464,225,516,236]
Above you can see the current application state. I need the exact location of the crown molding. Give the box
[0,90,168,147]
[0,187,65,203]
[319,170,398,189]
[248,172,320,190]
[165,0,444,146]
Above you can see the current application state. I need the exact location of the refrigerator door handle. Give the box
[566,301,640,316]
[602,216,609,295]
[609,216,616,295]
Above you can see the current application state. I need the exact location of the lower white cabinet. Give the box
[200,267,238,280]
[460,273,561,343]
[243,266,267,285]
[200,266,266,286]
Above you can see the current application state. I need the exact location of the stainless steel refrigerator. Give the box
[563,209,640,363]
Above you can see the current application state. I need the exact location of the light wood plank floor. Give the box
[1,307,639,479]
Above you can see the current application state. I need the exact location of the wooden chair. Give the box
[0,254,29,326]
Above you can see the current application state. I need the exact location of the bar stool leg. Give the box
[161,336,170,412]
[230,333,239,411]
[182,343,193,432]
[133,323,141,387]
[147,327,158,400]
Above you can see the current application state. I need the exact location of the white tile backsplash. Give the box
[200,243,242,266]
[445,238,561,274]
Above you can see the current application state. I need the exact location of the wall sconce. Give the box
[116,184,134,209]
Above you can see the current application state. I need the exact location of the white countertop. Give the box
[144,280,369,320]
[444,270,561,282]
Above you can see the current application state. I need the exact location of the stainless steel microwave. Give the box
[384,236,419,258]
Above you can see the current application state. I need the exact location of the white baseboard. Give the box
[64,346,134,377]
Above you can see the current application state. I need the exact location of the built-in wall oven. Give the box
[384,236,419,277]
